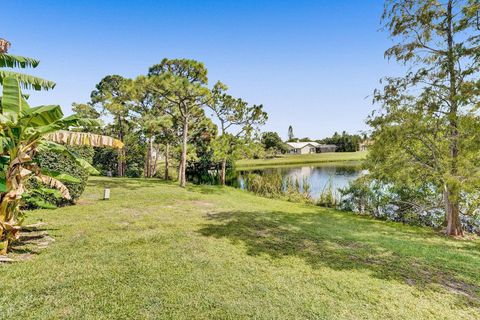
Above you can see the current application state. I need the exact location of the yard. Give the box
[235,151,367,169]
[1,177,479,319]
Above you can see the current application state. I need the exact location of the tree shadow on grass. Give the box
[88,177,175,190]
[186,184,225,195]
[198,210,480,306]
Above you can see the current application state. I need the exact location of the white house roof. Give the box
[286,142,338,149]
[286,141,321,149]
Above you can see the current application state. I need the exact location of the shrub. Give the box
[27,146,94,207]
[339,176,480,233]
[316,178,338,208]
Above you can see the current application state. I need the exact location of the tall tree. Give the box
[71,102,102,133]
[157,114,178,180]
[208,81,267,185]
[123,76,159,178]
[148,59,210,187]
[90,75,130,177]
[371,0,480,236]
[288,125,294,141]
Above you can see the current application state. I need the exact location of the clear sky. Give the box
[4,0,401,140]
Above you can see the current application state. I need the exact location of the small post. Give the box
[103,188,110,200]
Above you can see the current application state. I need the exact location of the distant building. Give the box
[286,141,337,154]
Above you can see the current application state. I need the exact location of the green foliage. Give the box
[245,173,283,198]
[207,81,267,183]
[320,131,362,152]
[261,131,288,154]
[243,172,312,203]
[369,0,480,236]
[93,130,146,178]
[90,75,130,176]
[31,146,94,207]
[339,177,447,228]
[316,178,338,208]
[0,71,121,252]
[148,58,211,187]
[287,125,294,141]
[0,48,55,91]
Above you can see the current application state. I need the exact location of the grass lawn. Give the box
[236,151,367,169]
[1,177,479,319]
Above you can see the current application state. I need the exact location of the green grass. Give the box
[1,177,479,319]
[236,151,367,169]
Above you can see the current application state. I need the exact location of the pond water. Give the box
[234,161,363,199]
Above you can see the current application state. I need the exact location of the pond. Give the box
[233,161,363,199]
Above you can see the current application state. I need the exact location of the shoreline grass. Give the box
[236,151,367,169]
[0,176,479,319]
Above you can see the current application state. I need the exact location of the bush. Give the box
[27,146,94,207]
[338,176,480,233]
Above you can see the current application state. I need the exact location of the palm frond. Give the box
[0,70,55,90]
[0,54,40,68]
[35,175,71,200]
[2,77,25,117]
[21,105,64,126]
[45,130,124,149]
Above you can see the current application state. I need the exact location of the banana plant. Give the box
[0,77,123,254]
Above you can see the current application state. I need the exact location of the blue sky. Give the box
[4,0,401,139]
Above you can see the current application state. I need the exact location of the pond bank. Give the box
[235,151,367,170]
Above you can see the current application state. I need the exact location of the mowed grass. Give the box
[1,177,480,319]
[236,151,367,169]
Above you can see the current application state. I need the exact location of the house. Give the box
[286,141,337,154]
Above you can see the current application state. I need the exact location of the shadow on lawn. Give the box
[198,210,480,305]
[88,177,174,190]
[8,227,57,258]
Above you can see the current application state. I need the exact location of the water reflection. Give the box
[234,162,362,199]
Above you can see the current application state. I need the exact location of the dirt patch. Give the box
[177,200,214,208]
[191,200,214,207]
[76,199,94,206]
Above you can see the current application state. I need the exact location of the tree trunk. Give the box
[145,137,154,178]
[145,137,151,178]
[179,120,188,187]
[0,168,24,254]
[444,188,463,236]
[117,116,125,177]
[445,0,463,237]
[220,158,227,186]
[152,146,158,177]
[164,143,170,180]
[0,192,8,254]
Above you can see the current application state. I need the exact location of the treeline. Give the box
[77,59,268,186]
[318,131,365,152]
[287,128,366,152]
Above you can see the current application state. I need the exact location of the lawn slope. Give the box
[1,177,479,319]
